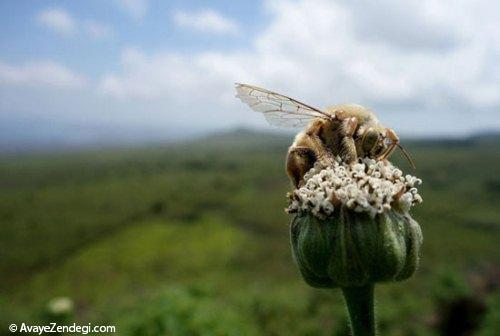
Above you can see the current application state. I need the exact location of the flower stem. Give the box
[341,284,376,336]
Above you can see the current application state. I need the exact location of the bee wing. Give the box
[235,83,332,128]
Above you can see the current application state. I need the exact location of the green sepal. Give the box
[290,206,422,288]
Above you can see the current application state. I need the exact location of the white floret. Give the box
[287,157,423,219]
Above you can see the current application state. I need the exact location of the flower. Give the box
[287,157,423,219]
[288,157,423,288]
[47,297,74,315]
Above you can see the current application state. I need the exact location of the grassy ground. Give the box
[0,131,499,335]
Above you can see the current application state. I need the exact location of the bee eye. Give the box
[361,129,379,153]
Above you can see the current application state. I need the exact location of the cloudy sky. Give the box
[1,0,500,147]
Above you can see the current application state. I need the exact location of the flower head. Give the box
[287,157,422,219]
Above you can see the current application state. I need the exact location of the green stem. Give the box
[341,285,376,336]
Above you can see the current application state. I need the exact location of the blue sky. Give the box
[1,0,500,149]
[0,1,262,75]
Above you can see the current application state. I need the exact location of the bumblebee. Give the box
[236,83,414,188]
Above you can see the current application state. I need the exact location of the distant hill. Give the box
[1,127,499,155]
[469,130,500,142]
[190,128,293,150]
[188,128,500,152]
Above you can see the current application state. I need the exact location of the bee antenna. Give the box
[397,144,416,170]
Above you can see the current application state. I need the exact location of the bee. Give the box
[235,83,415,188]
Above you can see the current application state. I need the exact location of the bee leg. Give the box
[286,146,317,188]
[317,151,335,167]
[380,128,416,168]
[340,117,358,164]
[345,117,358,137]
[341,136,357,163]
[378,128,398,161]
[306,126,335,167]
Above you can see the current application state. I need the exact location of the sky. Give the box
[1,0,500,148]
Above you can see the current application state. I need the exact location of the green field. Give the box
[1,130,499,335]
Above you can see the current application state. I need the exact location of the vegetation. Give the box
[0,130,499,335]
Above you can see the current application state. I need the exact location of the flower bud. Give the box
[290,206,422,288]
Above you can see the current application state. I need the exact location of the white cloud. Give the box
[83,20,114,39]
[0,60,87,88]
[93,0,500,135]
[172,9,239,35]
[36,8,76,36]
[99,48,226,100]
[5,0,500,147]
[37,8,114,40]
[114,0,149,21]
[344,0,472,51]
[99,48,244,101]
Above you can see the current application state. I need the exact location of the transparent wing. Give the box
[235,83,331,128]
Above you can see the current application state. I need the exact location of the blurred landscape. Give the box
[2,1,500,335]
[1,129,499,336]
